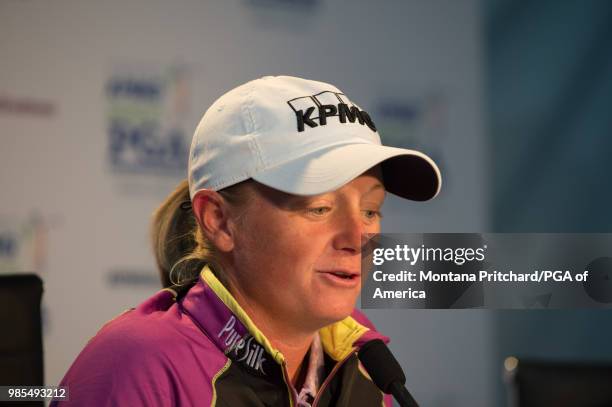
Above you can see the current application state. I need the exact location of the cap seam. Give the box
[198,171,256,191]
[188,114,207,195]
[243,84,267,171]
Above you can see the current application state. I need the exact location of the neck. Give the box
[242,298,314,384]
[225,277,315,385]
[276,331,314,385]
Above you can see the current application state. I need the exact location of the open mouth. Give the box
[328,271,357,280]
[318,270,361,287]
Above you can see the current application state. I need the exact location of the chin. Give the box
[314,300,357,326]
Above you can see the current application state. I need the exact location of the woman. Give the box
[53,76,441,406]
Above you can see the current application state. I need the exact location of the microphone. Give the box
[357,339,419,407]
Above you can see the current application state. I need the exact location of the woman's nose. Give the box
[332,209,368,254]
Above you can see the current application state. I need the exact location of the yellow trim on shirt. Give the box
[161,287,178,299]
[319,316,370,361]
[210,358,232,407]
[201,264,371,365]
[201,265,286,365]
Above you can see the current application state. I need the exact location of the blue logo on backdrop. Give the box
[374,98,444,149]
[0,232,17,258]
[374,94,448,174]
[106,66,191,175]
[0,214,48,275]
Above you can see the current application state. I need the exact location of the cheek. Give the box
[365,219,381,235]
[236,214,304,266]
[242,220,328,286]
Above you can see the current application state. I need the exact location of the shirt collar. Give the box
[296,331,325,406]
[180,265,388,368]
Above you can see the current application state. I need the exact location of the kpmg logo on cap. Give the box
[287,91,376,133]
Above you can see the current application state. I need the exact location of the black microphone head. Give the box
[357,339,406,394]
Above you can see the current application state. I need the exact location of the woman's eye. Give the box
[363,210,382,220]
[308,207,331,216]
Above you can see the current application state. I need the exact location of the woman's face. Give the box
[226,166,385,333]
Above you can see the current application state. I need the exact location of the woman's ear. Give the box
[192,190,235,252]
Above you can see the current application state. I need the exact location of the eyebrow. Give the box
[366,183,386,194]
[281,183,386,209]
[362,183,387,201]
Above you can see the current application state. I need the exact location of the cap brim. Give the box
[252,143,442,201]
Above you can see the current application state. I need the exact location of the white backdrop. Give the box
[0,0,490,405]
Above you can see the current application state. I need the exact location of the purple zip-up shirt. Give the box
[52,266,392,406]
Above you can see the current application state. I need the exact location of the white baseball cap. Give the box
[188,75,441,201]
